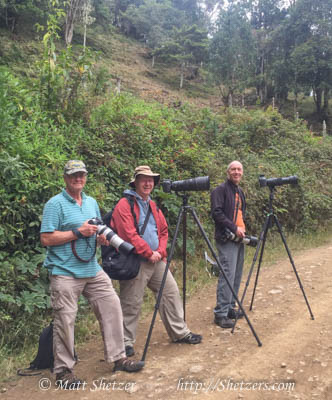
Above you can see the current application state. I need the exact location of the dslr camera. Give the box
[224,228,258,247]
[88,218,134,255]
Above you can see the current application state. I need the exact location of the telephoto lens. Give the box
[225,228,258,247]
[161,176,210,193]
[88,218,134,254]
[259,175,298,188]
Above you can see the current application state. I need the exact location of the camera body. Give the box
[259,175,298,188]
[88,218,134,255]
[162,176,210,193]
[224,228,258,247]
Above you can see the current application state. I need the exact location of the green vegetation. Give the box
[0,0,332,380]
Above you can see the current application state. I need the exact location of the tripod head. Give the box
[175,191,191,207]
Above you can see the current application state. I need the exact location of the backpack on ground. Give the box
[17,321,54,376]
[17,322,77,376]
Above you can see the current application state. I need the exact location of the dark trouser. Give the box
[214,240,244,319]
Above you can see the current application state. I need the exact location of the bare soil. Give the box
[1,241,332,400]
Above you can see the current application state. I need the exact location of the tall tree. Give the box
[287,0,332,118]
[171,0,202,24]
[81,0,95,50]
[64,0,83,45]
[209,3,256,106]
[0,0,48,32]
[154,24,209,88]
[246,0,288,104]
[120,0,183,43]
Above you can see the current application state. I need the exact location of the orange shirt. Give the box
[234,193,245,230]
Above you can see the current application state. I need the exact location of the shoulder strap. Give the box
[140,205,151,236]
[102,209,114,227]
[125,194,151,236]
[124,194,140,234]
[233,189,240,223]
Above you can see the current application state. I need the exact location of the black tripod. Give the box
[141,193,262,363]
[232,186,314,333]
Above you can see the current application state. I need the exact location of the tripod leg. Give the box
[189,207,262,347]
[182,207,187,321]
[274,216,314,320]
[141,206,184,362]
[249,215,271,311]
[232,214,270,333]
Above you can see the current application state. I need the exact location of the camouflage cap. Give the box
[64,160,88,175]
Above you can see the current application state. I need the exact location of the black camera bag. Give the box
[101,195,150,280]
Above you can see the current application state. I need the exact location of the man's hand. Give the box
[236,227,246,238]
[97,235,109,246]
[79,220,98,237]
[148,251,162,264]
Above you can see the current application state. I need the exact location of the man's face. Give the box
[64,172,87,193]
[135,175,154,200]
[227,162,243,185]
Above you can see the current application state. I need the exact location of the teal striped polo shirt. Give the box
[40,189,102,278]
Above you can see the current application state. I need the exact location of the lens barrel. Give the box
[162,176,210,193]
[88,218,134,255]
[259,175,298,188]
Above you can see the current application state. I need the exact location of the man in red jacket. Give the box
[110,166,202,357]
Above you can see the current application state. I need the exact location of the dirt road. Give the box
[1,242,332,400]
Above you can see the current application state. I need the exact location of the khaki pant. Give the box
[119,260,190,346]
[50,270,125,374]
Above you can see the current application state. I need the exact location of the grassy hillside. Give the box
[1,23,330,128]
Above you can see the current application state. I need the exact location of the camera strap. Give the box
[71,206,151,263]
[233,190,240,223]
[71,237,97,263]
[139,205,151,236]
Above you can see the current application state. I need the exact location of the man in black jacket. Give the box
[210,161,246,329]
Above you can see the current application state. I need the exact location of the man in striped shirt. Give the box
[40,160,144,388]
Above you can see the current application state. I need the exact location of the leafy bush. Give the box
[1,65,332,356]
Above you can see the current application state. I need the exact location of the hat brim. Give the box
[65,168,88,175]
[129,174,160,188]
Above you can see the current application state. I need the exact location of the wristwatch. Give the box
[72,228,85,239]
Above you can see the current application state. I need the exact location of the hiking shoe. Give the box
[175,332,202,344]
[55,368,82,389]
[214,316,234,329]
[228,308,244,320]
[125,345,135,357]
[113,358,144,373]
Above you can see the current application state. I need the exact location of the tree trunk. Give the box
[115,77,121,94]
[228,93,232,107]
[180,63,185,89]
[313,88,322,114]
[83,20,87,50]
[65,0,83,46]
[323,88,329,114]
